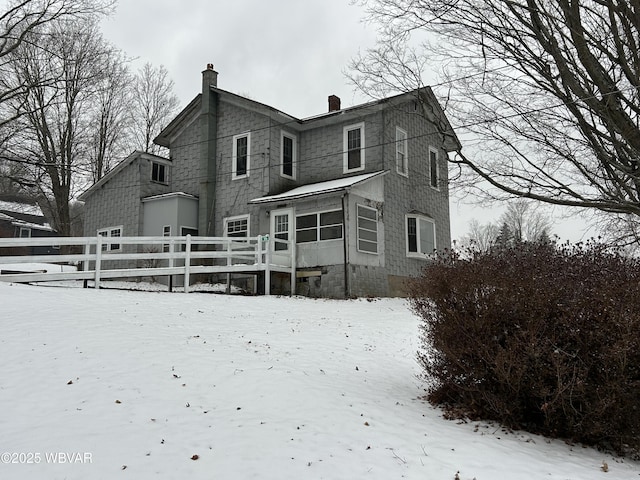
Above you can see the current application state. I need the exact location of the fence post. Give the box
[168,239,175,292]
[184,235,191,293]
[290,237,296,296]
[95,235,103,289]
[264,235,271,295]
[83,239,91,288]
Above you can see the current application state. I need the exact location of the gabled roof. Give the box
[249,171,387,204]
[0,200,44,217]
[78,151,170,201]
[154,86,461,151]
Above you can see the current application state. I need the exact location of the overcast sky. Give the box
[100,0,378,118]
[99,0,594,242]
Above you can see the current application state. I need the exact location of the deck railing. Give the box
[0,235,295,294]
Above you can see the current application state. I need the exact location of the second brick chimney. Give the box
[328,95,341,112]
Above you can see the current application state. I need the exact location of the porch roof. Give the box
[249,171,387,205]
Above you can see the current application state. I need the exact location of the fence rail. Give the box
[0,235,295,295]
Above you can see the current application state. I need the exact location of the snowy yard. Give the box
[0,282,638,479]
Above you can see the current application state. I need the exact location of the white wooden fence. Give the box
[0,235,295,295]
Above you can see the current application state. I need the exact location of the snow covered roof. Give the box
[10,219,54,232]
[249,171,387,204]
[0,200,44,217]
[142,192,198,202]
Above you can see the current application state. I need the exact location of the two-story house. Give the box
[80,64,460,297]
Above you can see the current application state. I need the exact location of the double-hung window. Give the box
[343,122,365,173]
[429,147,439,189]
[296,210,343,243]
[281,131,296,179]
[357,205,378,254]
[396,127,408,176]
[406,215,436,257]
[151,161,168,184]
[163,225,171,252]
[224,215,249,237]
[232,133,251,179]
[98,226,122,252]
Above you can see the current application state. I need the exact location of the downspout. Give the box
[342,192,349,298]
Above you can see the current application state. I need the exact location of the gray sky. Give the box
[99,0,594,242]
[100,0,377,118]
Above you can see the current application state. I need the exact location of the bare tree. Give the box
[350,1,640,223]
[499,199,553,243]
[458,218,500,252]
[88,47,131,182]
[458,199,552,252]
[0,0,114,128]
[129,62,179,155]
[5,16,125,235]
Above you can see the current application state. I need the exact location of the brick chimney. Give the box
[202,63,218,90]
[328,95,341,112]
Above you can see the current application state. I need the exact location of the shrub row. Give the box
[409,241,640,456]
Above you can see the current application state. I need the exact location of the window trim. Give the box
[395,127,408,177]
[232,132,251,180]
[343,122,365,173]
[429,146,439,190]
[280,130,297,180]
[18,227,31,238]
[356,204,379,254]
[162,225,171,252]
[295,209,344,244]
[97,225,123,252]
[151,161,169,185]
[223,214,250,237]
[405,214,436,258]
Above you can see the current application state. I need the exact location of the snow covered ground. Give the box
[0,282,637,480]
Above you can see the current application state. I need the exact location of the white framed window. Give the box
[429,147,439,189]
[151,161,169,184]
[19,227,31,238]
[343,122,365,173]
[396,127,408,176]
[163,225,171,252]
[224,214,249,237]
[296,210,343,243]
[406,214,436,257]
[97,225,122,252]
[280,131,296,179]
[357,205,378,254]
[232,132,251,179]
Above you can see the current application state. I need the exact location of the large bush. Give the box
[409,241,640,456]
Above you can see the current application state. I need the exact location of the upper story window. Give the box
[343,122,365,173]
[429,147,439,189]
[98,226,122,252]
[151,161,169,184]
[296,210,343,243]
[232,133,251,179]
[19,227,31,238]
[224,214,249,237]
[357,204,378,254]
[281,131,296,179]
[406,214,436,257]
[396,127,408,176]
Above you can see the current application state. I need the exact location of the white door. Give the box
[269,208,293,266]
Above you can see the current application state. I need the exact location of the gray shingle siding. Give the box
[81,71,457,297]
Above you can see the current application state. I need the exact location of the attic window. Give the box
[151,162,168,184]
